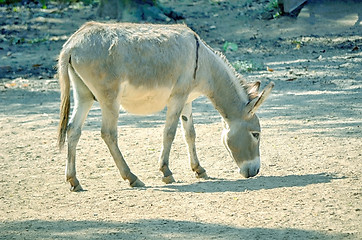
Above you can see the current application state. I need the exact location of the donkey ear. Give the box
[245,82,274,117]
[247,81,261,98]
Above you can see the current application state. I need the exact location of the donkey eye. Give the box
[252,132,260,139]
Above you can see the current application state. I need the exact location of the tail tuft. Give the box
[57,50,71,151]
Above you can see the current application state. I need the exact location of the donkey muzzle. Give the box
[239,157,260,178]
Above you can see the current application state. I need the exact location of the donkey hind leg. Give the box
[180,102,208,179]
[100,102,145,187]
[159,95,188,184]
[66,68,94,192]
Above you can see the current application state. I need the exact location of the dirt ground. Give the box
[0,0,361,239]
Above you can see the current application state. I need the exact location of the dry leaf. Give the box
[267,66,274,72]
[5,82,16,88]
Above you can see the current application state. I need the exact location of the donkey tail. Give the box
[57,49,71,151]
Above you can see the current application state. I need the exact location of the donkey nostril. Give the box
[248,168,259,178]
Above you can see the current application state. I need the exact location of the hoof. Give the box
[196,171,209,179]
[130,178,145,188]
[162,175,176,184]
[70,184,83,192]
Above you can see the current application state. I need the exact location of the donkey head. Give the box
[222,82,274,178]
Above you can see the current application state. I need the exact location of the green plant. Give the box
[265,0,279,10]
[223,41,238,52]
[9,37,25,45]
[263,0,282,19]
[8,35,50,45]
[232,60,264,73]
[0,0,21,4]
[291,40,302,49]
[291,40,302,45]
[27,35,50,44]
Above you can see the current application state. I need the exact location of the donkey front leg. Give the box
[100,103,145,187]
[159,95,187,184]
[180,102,208,179]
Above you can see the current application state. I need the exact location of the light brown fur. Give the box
[57,21,273,190]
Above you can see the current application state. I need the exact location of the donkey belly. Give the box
[119,83,172,115]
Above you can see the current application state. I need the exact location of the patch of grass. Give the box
[28,36,50,44]
[291,39,303,49]
[9,37,25,45]
[262,0,282,19]
[9,35,50,45]
[291,40,302,45]
[232,60,265,73]
[265,0,279,11]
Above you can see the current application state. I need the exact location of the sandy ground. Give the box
[0,0,361,239]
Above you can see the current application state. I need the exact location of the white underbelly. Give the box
[118,83,172,115]
[118,82,203,115]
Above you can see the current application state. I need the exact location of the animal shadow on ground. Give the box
[0,219,347,240]
[155,173,341,193]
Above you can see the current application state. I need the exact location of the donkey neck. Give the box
[201,49,249,123]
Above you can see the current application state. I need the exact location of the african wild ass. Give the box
[58,21,274,191]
